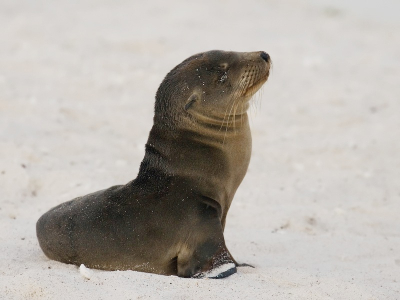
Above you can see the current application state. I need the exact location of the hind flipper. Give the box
[225,249,255,268]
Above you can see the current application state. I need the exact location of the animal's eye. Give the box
[219,63,229,71]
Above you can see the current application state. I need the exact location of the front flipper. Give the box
[226,249,255,268]
[177,240,237,279]
[194,263,236,279]
[176,211,237,279]
[236,263,254,268]
[192,247,237,279]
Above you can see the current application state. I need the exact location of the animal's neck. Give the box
[137,114,252,212]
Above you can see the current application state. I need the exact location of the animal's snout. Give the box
[260,51,270,62]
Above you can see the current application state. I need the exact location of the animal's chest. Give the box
[223,131,252,190]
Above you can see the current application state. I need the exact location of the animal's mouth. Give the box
[242,63,270,97]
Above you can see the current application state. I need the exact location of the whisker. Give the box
[240,99,244,127]
[224,91,241,142]
[219,88,239,132]
[233,97,243,135]
[219,74,248,132]
[222,77,249,143]
[223,100,235,144]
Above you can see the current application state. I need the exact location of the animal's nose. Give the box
[260,51,270,62]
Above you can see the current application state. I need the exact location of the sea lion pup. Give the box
[37,50,271,278]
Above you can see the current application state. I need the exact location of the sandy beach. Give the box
[1,0,399,299]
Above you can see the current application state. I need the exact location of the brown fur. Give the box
[36,50,271,278]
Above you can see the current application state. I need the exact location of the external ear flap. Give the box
[185,94,198,111]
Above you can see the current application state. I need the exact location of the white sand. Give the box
[1,0,399,299]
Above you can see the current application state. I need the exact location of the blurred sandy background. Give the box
[0,0,399,299]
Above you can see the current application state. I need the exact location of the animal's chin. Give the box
[243,77,268,97]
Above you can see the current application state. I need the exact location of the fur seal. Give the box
[36,50,271,278]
